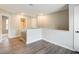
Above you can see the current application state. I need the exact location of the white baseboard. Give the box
[43,39,74,51]
[27,38,42,44]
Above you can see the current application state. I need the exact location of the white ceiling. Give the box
[0,4,68,16]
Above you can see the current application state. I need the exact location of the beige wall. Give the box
[38,10,69,30]
[26,17,37,29]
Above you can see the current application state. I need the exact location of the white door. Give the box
[74,6,79,52]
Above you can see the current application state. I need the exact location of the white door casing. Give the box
[74,5,79,52]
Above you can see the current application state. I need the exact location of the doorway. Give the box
[2,16,8,34]
[20,17,27,44]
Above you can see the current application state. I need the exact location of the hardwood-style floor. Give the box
[0,37,78,54]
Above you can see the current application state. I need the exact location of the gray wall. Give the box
[37,10,69,30]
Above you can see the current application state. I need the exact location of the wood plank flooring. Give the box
[26,40,76,54]
[0,37,78,54]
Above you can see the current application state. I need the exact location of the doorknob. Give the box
[75,31,79,33]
